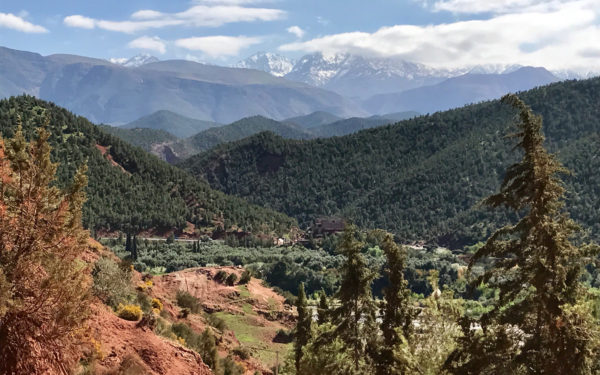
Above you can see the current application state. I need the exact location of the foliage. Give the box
[239,270,251,284]
[331,225,378,372]
[117,304,143,321]
[0,125,91,374]
[225,273,238,286]
[92,257,133,308]
[176,290,201,314]
[445,95,600,374]
[0,96,297,236]
[376,232,415,375]
[151,298,163,312]
[294,283,312,371]
[181,78,600,248]
[98,125,177,152]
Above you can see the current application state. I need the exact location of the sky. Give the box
[0,0,599,73]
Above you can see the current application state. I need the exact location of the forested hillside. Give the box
[166,116,313,160]
[122,110,220,138]
[181,78,600,247]
[0,96,296,236]
[98,125,177,152]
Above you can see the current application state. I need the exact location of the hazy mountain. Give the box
[122,110,220,138]
[160,115,313,161]
[110,54,160,67]
[374,111,421,122]
[285,111,342,128]
[234,52,295,77]
[284,52,457,99]
[0,46,364,124]
[363,67,559,114]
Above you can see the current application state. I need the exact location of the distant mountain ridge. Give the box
[0,46,364,124]
[109,54,160,67]
[234,52,295,77]
[122,110,220,138]
[363,67,559,114]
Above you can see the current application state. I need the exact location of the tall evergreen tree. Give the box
[125,232,132,253]
[294,282,312,372]
[131,234,138,260]
[317,290,330,325]
[445,94,600,374]
[0,125,91,374]
[332,224,378,372]
[377,233,414,375]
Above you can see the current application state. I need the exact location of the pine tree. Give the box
[445,94,600,374]
[131,234,138,260]
[125,232,132,253]
[331,224,378,372]
[295,282,312,372]
[377,233,414,375]
[317,289,330,325]
[199,328,220,373]
[0,125,91,374]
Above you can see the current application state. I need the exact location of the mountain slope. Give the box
[180,78,600,247]
[122,110,220,138]
[284,52,455,98]
[285,111,342,128]
[0,95,296,236]
[0,46,363,124]
[98,125,178,152]
[364,67,559,114]
[163,116,313,160]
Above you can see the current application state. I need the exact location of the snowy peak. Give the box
[234,52,294,77]
[109,54,160,68]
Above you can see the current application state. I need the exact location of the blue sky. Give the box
[0,0,599,73]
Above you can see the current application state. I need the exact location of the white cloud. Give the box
[280,0,600,73]
[109,57,128,64]
[0,12,48,33]
[128,36,166,54]
[64,4,285,33]
[431,0,572,14]
[63,15,95,29]
[175,35,261,58]
[287,25,305,38]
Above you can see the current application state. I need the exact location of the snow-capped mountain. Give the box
[234,52,295,77]
[283,53,463,99]
[109,54,160,68]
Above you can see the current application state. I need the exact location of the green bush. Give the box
[92,257,132,308]
[205,313,227,331]
[214,270,228,283]
[225,273,238,286]
[232,346,251,360]
[239,270,251,284]
[176,290,201,314]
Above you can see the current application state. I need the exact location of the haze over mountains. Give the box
[0,46,362,124]
[0,45,574,131]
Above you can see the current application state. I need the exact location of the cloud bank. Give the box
[280,0,600,73]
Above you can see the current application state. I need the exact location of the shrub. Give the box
[239,270,251,285]
[273,328,294,343]
[151,298,163,311]
[176,290,201,314]
[117,304,143,321]
[137,312,157,330]
[205,313,227,331]
[92,257,132,309]
[221,355,244,375]
[226,273,238,286]
[214,270,228,283]
[232,346,251,360]
[179,308,190,319]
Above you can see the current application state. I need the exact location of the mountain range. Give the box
[179,77,600,248]
[0,46,362,124]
